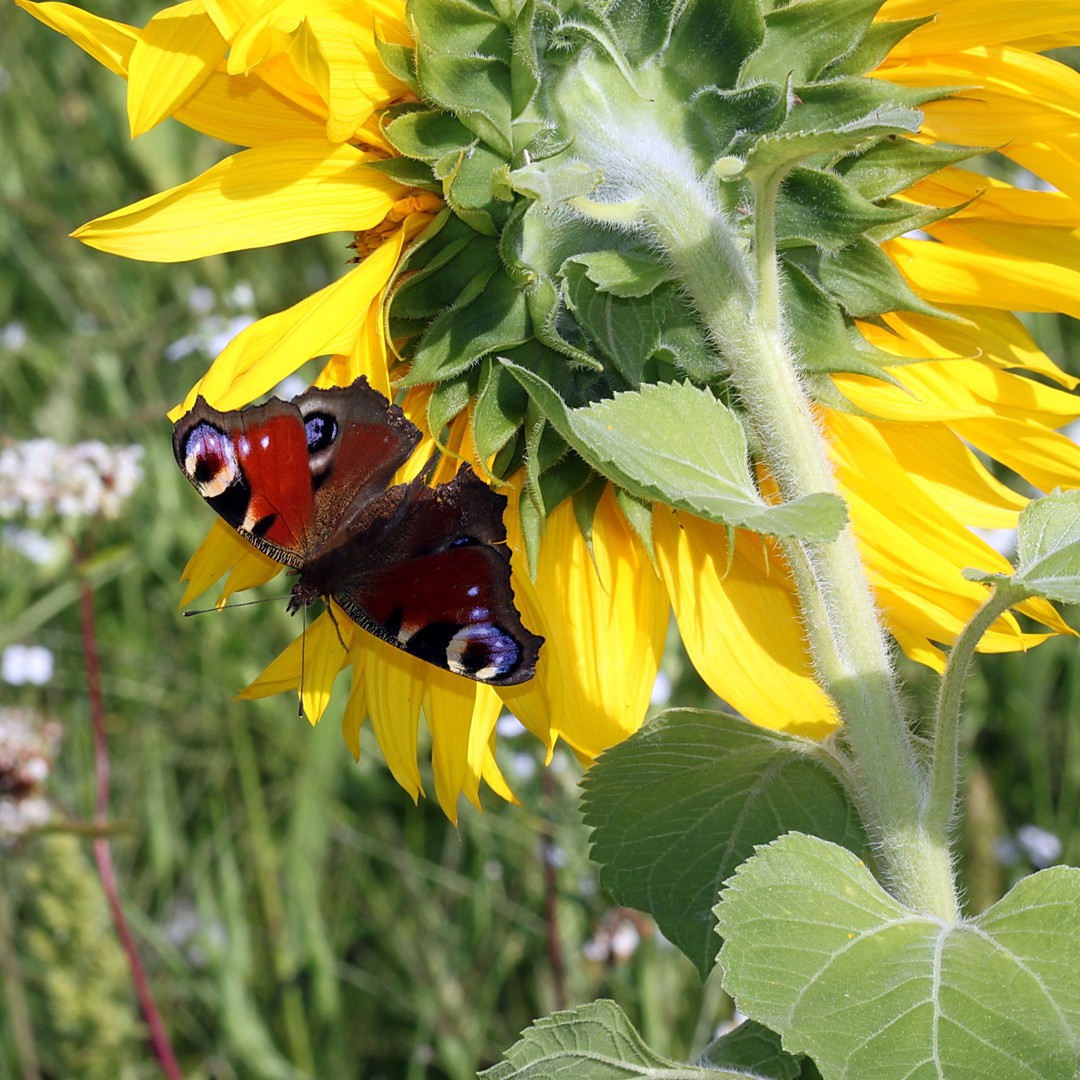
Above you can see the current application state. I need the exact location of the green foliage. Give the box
[382,0,953,538]
[697,1020,803,1079]
[502,370,847,541]
[0,11,706,1078]
[1010,490,1080,603]
[11,835,144,1079]
[481,1000,740,1079]
[582,710,866,976]
[965,490,1080,604]
[716,834,1080,1080]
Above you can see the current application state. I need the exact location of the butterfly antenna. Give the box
[183,594,289,617]
[298,605,308,720]
[324,602,350,653]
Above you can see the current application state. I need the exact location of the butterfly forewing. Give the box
[173,397,314,566]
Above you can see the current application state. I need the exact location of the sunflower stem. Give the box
[643,171,959,920]
[927,583,1025,844]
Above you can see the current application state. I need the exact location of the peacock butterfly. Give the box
[172,377,542,685]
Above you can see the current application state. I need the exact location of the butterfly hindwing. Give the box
[303,469,543,686]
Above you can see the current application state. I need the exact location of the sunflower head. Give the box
[372,0,970,560]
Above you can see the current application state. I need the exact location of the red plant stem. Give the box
[78,574,183,1080]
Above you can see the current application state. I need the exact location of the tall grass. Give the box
[0,8,708,1076]
[2,5,1078,1078]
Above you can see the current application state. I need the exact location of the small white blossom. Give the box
[0,440,144,521]
[186,285,216,315]
[2,644,54,686]
[1016,824,1062,868]
[1,321,27,351]
[0,708,61,838]
[1,525,60,565]
[228,281,256,310]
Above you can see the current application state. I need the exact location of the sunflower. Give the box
[18,0,1080,818]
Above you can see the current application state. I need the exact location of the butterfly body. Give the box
[173,378,542,685]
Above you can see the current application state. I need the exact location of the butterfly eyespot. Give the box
[304,412,339,454]
[446,623,521,681]
[183,423,239,497]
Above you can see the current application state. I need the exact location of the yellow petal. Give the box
[465,685,506,806]
[170,226,406,415]
[861,419,1026,528]
[315,300,395,399]
[300,604,352,722]
[653,509,839,738]
[480,744,518,806]
[73,139,401,261]
[341,652,367,761]
[881,48,1080,198]
[509,488,667,759]
[238,609,351,719]
[879,1,1080,58]
[423,670,479,823]
[871,307,1077,389]
[364,634,425,801]
[178,517,280,606]
[952,417,1080,492]
[177,66,325,144]
[16,0,136,77]
[887,233,1080,320]
[226,1,410,142]
[906,169,1080,228]
[128,1,228,136]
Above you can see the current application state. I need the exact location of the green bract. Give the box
[376,0,959,552]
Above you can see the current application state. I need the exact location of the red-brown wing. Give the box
[301,469,543,685]
[172,377,422,565]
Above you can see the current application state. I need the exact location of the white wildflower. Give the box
[0,440,144,521]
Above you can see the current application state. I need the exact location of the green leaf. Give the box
[699,1020,803,1080]
[373,35,418,93]
[818,237,952,320]
[741,0,885,86]
[426,370,475,436]
[742,102,922,184]
[411,0,513,155]
[567,250,674,299]
[1012,489,1080,604]
[481,999,749,1079]
[359,156,439,191]
[405,270,530,383]
[391,231,499,321]
[780,262,908,382]
[502,368,848,542]
[824,16,931,77]
[776,167,929,252]
[472,356,529,460]
[561,261,671,384]
[716,834,1080,1080]
[582,710,865,977]
[383,107,475,164]
[509,160,604,209]
[836,137,981,200]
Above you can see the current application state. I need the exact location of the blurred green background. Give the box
[2,4,1079,1078]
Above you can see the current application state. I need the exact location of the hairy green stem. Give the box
[643,170,958,918]
[927,584,1025,842]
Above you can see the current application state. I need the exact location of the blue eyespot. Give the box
[304,412,338,453]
